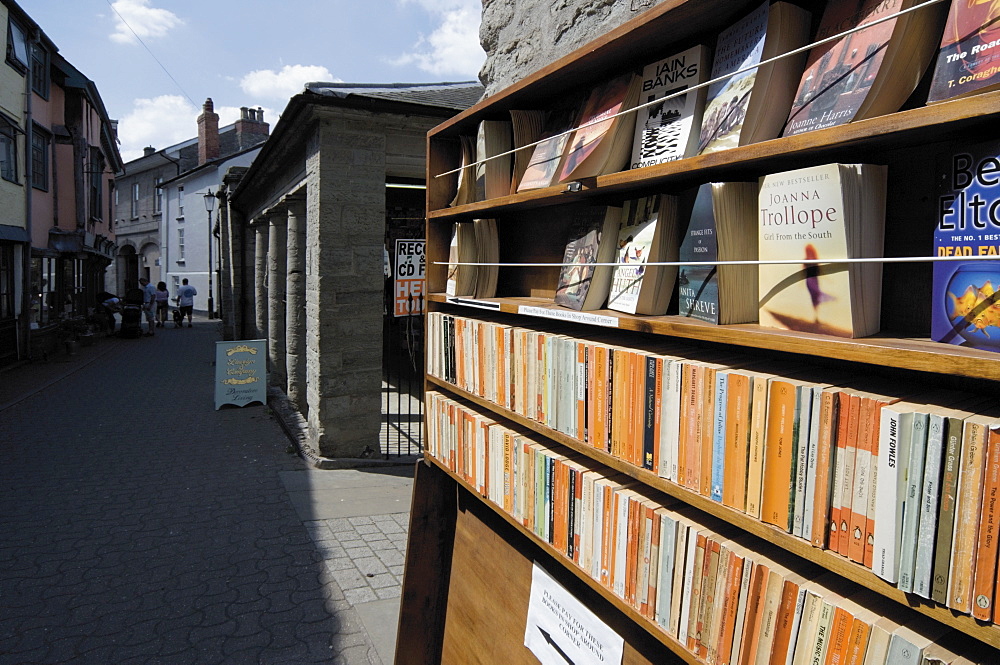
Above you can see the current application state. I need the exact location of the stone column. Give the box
[253,218,269,341]
[284,194,307,412]
[267,208,288,390]
[305,113,385,458]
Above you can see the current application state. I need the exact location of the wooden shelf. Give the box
[429,90,1000,219]
[422,452,704,665]
[427,294,1000,382]
[426,376,1000,650]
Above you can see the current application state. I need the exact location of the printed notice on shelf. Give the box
[445,296,502,311]
[524,562,624,665]
[518,305,620,328]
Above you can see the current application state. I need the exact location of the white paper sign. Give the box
[524,562,624,665]
[518,305,620,328]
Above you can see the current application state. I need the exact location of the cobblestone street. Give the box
[0,318,412,665]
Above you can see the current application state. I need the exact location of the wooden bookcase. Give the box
[396,1,1000,662]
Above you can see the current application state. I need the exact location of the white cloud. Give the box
[393,0,483,77]
[239,65,340,102]
[108,0,183,45]
[117,95,198,162]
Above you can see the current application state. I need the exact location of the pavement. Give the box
[0,316,414,665]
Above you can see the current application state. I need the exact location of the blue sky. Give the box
[21,0,485,162]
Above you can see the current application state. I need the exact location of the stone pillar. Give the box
[253,219,269,341]
[305,114,385,458]
[284,194,307,412]
[267,209,288,390]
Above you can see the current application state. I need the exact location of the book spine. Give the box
[724,372,752,511]
[932,415,966,605]
[812,390,839,548]
[670,522,690,638]
[664,358,683,482]
[653,357,664,475]
[810,601,835,665]
[761,380,798,531]
[712,370,729,503]
[948,417,988,613]
[898,414,929,591]
[913,413,946,599]
[792,386,814,538]
[644,355,657,470]
[872,406,902,582]
[656,512,677,630]
[984,426,1000,621]
[700,366,717,497]
[837,395,862,556]
[746,375,770,518]
[847,397,874,564]
[803,387,825,544]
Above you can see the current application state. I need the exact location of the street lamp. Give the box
[204,190,216,319]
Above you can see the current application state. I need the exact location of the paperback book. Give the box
[931,140,1000,352]
[554,205,625,311]
[559,73,642,183]
[698,1,810,154]
[630,45,709,170]
[928,0,1000,103]
[607,195,679,316]
[758,163,888,338]
[783,0,946,136]
[678,182,759,325]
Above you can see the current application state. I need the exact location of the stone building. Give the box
[112,99,269,296]
[220,82,481,459]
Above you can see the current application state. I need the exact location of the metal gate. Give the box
[381,184,425,458]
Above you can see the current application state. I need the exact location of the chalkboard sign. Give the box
[215,340,267,409]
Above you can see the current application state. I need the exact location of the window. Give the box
[6,19,27,71]
[177,185,184,218]
[89,147,104,220]
[0,118,17,183]
[131,182,139,218]
[154,177,163,214]
[31,127,48,191]
[0,244,13,320]
[62,258,84,316]
[177,228,185,261]
[30,256,56,326]
[30,43,47,97]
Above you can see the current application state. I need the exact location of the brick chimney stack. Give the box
[234,106,270,150]
[197,98,220,165]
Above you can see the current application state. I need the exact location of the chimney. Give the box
[197,98,220,165]
[143,146,156,157]
[234,104,270,150]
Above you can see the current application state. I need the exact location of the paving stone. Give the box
[365,573,397,590]
[375,586,401,601]
[343,587,379,606]
[353,557,388,577]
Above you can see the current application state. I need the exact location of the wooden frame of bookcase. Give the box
[398,0,1000,662]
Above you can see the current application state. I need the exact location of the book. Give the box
[758,163,888,338]
[931,141,1000,353]
[973,423,1000,621]
[475,120,513,201]
[445,222,478,296]
[761,376,813,531]
[473,218,499,298]
[607,195,680,315]
[698,1,811,154]
[509,110,546,193]
[811,388,842,548]
[679,182,760,324]
[516,107,577,192]
[783,0,946,136]
[631,45,709,169]
[927,0,1000,103]
[554,205,625,310]
[449,134,477,207]
[559,72,642,183]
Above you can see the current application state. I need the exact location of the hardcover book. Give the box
[698,1,810,154]
[758,163,888,338]
[928,0,1000,103]
[783,0,946,136]
[630,45,709,169]
[931,141,1000,352]
[678,182,759,324]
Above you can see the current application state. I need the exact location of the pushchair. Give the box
[119,287,145,338]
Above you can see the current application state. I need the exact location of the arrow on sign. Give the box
[538,627,575,665]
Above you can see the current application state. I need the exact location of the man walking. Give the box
[176,278,197,328]
[140,277,157,336]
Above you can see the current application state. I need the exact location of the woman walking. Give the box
[154,281,170,328]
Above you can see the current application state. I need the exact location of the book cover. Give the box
[631,45,709,169]
[559,73,639,183]
[516,107,576,192]
[554,205,623,311]
[931,142,1000,352]
[680,183,722,323]
[928,0,1000,102]
[758,163,886,338]
[607,196,661,314]
[698,2,769,154]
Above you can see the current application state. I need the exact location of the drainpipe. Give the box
[21,29,36,359]
[159,149,180,290]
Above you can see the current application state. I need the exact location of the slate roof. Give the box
[303,81,483,112]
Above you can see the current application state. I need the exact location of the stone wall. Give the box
[479,0,669,95]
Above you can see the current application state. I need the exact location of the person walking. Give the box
[176,278,197,328]
[140,277,157,336]
[154,281,170,328]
